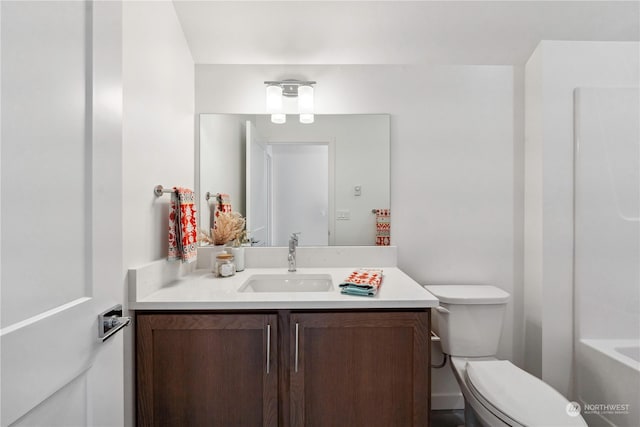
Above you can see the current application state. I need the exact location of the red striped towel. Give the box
[168,187,197,263]
[216,193,232,213]
[375,209,390,246]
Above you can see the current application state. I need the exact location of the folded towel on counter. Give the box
[375,209,390,246]
[339,269,384,297]
[168,187,198,263]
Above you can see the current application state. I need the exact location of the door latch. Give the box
[98,304,131,342]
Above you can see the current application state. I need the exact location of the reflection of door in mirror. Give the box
[270,143,329,246]
[247,121,331,246]
[246,121,271,246]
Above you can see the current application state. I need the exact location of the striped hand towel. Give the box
[216,193,232,213]
[375,209,390,246]
[168,187,197,263]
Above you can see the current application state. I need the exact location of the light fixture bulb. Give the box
[299,114,314,124]
[298,85,314,113]
[298,85,314,124]
[271,113,286,124]
[266,85,283,113]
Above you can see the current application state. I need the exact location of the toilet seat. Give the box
[464,360,587,426]
[465,366,525,427]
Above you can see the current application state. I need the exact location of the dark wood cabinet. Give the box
[289,312,430,427]
[137,310,429,427]
[136,313,278,426]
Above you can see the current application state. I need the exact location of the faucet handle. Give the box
[290,232,301,242]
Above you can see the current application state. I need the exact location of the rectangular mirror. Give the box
[198,114,390,247]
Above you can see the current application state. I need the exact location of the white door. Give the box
[1,2,124,426]
[246,121,271,246]
[270,143,329,246]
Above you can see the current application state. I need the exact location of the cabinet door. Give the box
[137,313,278,426]
[290,311,430,427]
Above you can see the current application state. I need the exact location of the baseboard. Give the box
[432,392,465,410]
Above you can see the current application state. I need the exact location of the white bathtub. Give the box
[576,339,640,427]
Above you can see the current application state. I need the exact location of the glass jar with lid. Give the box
[214,252,236,278]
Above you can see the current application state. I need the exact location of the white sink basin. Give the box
[239,274,334,293]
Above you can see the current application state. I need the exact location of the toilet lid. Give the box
[425,285,509,304]
[465,360,587,427]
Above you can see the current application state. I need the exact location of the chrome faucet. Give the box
[288,232,301,272]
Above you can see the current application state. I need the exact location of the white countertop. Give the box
[130,267,439,310]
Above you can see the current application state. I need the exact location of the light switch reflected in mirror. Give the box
[198,114,390,247]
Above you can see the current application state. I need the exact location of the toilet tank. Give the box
[425,285,510,357]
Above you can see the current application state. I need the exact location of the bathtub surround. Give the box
[573,87,639,427]
[524,41,639,397]
[574,88,639,343]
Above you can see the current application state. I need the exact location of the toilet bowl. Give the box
[426,285,587,427]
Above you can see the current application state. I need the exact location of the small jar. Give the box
[214,252,236,278]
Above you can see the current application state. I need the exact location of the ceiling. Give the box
[172,1,639,65]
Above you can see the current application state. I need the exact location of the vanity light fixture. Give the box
[264,79,316,124]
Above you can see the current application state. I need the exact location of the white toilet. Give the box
[426,285,587,427]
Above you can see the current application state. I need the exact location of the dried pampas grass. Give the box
[213,211,245,245]
[198,228,216,245]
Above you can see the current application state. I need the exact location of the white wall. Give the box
[524,41,639,397]
[122,2,194,425]
[196,64,518,407]
[123,1,195,267]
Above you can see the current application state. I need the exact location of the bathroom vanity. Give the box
[130,248,438,426]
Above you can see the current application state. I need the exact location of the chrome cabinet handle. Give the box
[295,322,299,373]
[266,324,271,374]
